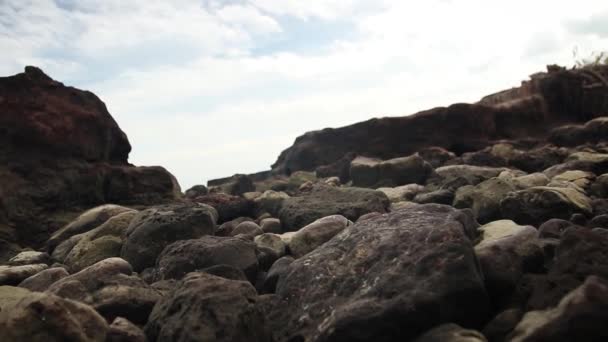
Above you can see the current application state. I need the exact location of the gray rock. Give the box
[482,309,524,342]
[121,203,217,271]
[287,215,351,258]
[260,256,294,294]
[0,263,48,286]
[273,204,489,341]
[413,189,454,204]
[8,251,50,266]
[260,218,282,234]
[378,184,425,202]
[18,267,69,292]
[145,272,272,342]
[453,177,516,223]
[428,165,509,191]
[231,221,263,237]
[350,154,433,188]
[413,323,487,342]
[254,233,286,258]
[107,317,146,342]
[590,173,608,198]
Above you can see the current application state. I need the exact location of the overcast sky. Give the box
[2,0,608,190]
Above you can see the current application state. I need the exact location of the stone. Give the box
[510,275,608,342]
[0,288,108,342]
[511,173,550,189]
[543,152,608,179]
[278,185,389,231]
[453,177,517,223]
[589,173,608,198]
[413,189,455,204]
[8,250,50,266]
[0,263,48,286]
[231,221,263,237]
[254,190,290,218]
[510,145,568,173]
[413,323,487,342]
[0,239,21,264]
[551,170,595,190]
[377,184,425,202]
[18,267,69,292]
[107,317,146,342]
[254,233,287,258]
[145,272,272,342]
[273,204,489,342]
[538,218,577,238]
[549,116,608,146]
[427,165,509,191]
[260,256,294,294]
[184,184,208,198]
[482,309,524,342]
[287,215,352,258]
[47,204,134,252]
[350,154,433,188]
[201,264,248,282]
[216,217,253,236]
[193,193,255,223]
[500,186,593,226]
[260,218,282,234]
[324,176,341,186]
[0,285,31,311]
[589,214,608,228]
[418,146,456,168]
[121,203,217,271]
[153,236,259,282]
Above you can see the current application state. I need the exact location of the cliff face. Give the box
[270,65,608,177]
[0,67,181,247]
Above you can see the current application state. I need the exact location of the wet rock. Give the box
[538,218,577,238]
[287,215,352,258]
[274,204,488,341]
[350,154,433,188]
[0,263,48,286]
[121,203,217,271]
[18,267,69,291]
[510,275,608,342]
[500,186,592,226]
[278,184,389,231]
[428,165,509,191]
[153,236,258,282]
[589,173,608,198]
[145,272,272,342]
[413,323,487,342]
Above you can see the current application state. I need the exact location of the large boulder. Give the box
[350,154,433,188]
[1,68,180,248]
[278,185,389,231]
[273,204,489,341]
[0,287,108,342]
[510,275,608,342]
[121,203,217,271]
[145,272,272,342]
[500,186,593,226]
[152,236,259,282]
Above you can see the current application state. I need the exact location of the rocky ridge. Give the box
[1,65,608,341]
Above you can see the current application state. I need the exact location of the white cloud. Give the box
[1,0,608,189]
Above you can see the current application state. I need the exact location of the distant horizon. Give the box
[2,0,607,189]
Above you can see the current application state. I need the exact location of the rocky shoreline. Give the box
[1,65,608,341]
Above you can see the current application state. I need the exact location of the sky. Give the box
[1,0,608,190]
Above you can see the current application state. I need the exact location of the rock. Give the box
[500,186,593,226]
[145,272,272,342]
[462,148,508,167]
[413,189,455,204]
[551,170,595,190]
[8,250,50,266]
[0,285,31,311]
[543,152,608,178]
[589,214,608,228]
[350,154,433,188]
[287,215,352,258]
[201,264,248,282]
[418,146,456,168]
[589,173,608,198]
[260,218,282,234]
[377,184,425,202]
[254,190,290,218]
[208,174,255,196]
[278,185,389,231]
[510,145,568,173]
[260,256,294,294]
[482,309,523,342]
[255,233,286,258]
[413,323,487,342]
[0,239,21,264]
[184,184,208,198]
[324,176,341,186]
[475,220,542,307]
[62,210,137,272]
[549,116,608,146]
[273,204,489,341]
[47,258,161,324]
[315,152,356,182]
[538,218,577,238]
[298,181,314,192]
[0,288,108,342]
[153,236,259,282]
[120,203,217,271]
[510,275,608,342]
[0,263,48,286]
[47,204,134,252]
[511,173,550,189]
[193,193,254,223]
[107,317,146,342]
[215,217,253,236]
[428,165,509,191]
[18,267,69,291]
[454,177,517,223]
[243,191,263,200]
[231,221,263,237]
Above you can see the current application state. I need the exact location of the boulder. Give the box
[231,221,263,237]
[500,186,593,226]
[350,154,433,188]
[428,165,509,191]
[549,116,608,146]
[193,193,254,223]
[510,275,608,342]
[145,272,272,342]
[121,203,217,271]
[0,263,48,286]
[254,233,287,258]
[510,145,568,173]
[287,215,352,258]
[254,190,290,217]
[538,218,578,239]
[543,152,608,178]
[550,170,595,191]
[216,217,254,236]
[453,177,517,223]
[413,323,487,342]
[7,250,50,266]
[510,173,550,189]
[260,218,282,234]
[184,184,208,198]
[107,317,146,342]
[377,184,425,202]
[153,236,259,282]
[18,267,69,291]
[273,204,489,341]
[0,287,108,342]
[278,185,389,231]
[589,173,608,198]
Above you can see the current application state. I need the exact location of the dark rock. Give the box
[287,215,351,258]
[510,275,608,342]
[18,267,69,291]
[107,317,146,342]
[499,186,592,226]
[543,152,608,178]
[413,323,487,342]
[216,217,254,236]
[121,203,217,271]
[8,251,50,266]
[538,218,577,238]
[145,272,272,342]
[0,239,21,264]
[427,165,509,191]
[418,146,456,168]
[260,256,294,294]
[453,177,517,223]
[482,309,523,342]
[0,287,108,341]
[549,116,608,146]
[350,154,433,188]
[193,193,255,223]
[231,221,263,237]
[589,214,608,228]
[201,264,248,282]
[208,174,255,196]
[589,173,608,198]
[278,185,389,231]
[254,190,290,218]
[509,145,568,173]
[462,149,508,167]
[413,189,455,204]
[0,264,48,286]
[153,236,258,282]
[184,184,208,198]
[273,204,489,342]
